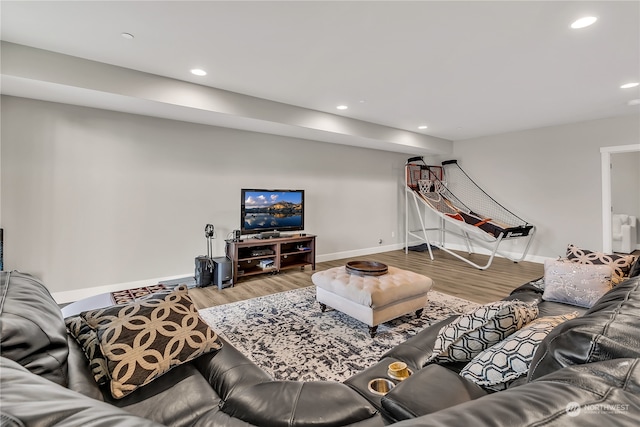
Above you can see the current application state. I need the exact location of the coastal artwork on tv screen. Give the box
[242,190,304,233]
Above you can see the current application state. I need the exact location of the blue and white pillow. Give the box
[426,300,539,364]
[459,312,579,391]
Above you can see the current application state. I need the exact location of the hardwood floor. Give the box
[188,248,544,310]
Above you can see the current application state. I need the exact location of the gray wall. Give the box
[2,96,408,297]
[436,114,640,258]
[3,95,639,298]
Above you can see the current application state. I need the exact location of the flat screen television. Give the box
[241,189,305,237]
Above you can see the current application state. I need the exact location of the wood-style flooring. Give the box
[188,249,544,310]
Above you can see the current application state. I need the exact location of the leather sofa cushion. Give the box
[381,364,487,421]
[106,361,222,427]
[194,338,272,400]
[528,277,640,381]
[103,337,271,427]
[391,358,640,427]
[220,381,379,427]
[1,356,164,427]
[0,271,70,387]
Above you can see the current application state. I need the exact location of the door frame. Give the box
[600,144,640,253]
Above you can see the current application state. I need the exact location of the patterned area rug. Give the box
[198,286,479,382]
[111,284,167,305]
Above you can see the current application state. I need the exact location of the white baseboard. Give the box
[54,242,549,304]
[55,245,405,303]
[440,242,548,264]
[316,243,406,263]
[52,273,193,304]
[317,241,549,264]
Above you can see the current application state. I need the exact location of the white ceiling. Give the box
[1,1,639,145]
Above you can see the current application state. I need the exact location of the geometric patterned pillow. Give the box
[542,259,613,308]
[65,289,176,387]
[459,312,579,391]
[65,315,110,385]
[81,285,223,399]
[566,244,637,285]
[426,300,539,364]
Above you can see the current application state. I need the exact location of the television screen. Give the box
[241,189,305,235]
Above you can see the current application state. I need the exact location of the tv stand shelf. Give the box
[225,234,316,285]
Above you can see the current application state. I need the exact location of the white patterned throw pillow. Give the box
[542,259,613,308]
[426,300,538,364]
[459,312,579,391]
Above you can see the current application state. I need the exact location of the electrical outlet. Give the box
[391,231,396,238]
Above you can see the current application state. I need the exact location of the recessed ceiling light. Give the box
[620,82,639,89]
[190,69,207,76]
[121,32,134,40]
[628,99,640,106]
[571,16,597,29]
[418,125,428,130]
[336,105,348,110]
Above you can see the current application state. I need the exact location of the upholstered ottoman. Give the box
[312,266,433,337]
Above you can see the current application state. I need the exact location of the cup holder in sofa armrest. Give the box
[381,316,458,369]
[380,364,487,422]
[219,381,379,427]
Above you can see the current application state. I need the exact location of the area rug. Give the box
[110,284,167,305]
[198,286,479,382]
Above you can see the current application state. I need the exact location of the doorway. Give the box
[601,144,640,253]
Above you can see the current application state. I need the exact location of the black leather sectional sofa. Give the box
[0,271,381,427]
[2,266,640,426]
[348,275,640,425]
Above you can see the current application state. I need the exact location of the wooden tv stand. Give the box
[225,234,316,285]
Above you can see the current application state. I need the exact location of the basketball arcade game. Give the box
[405,157,536,269]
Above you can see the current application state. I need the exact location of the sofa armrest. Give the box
[508,278,545,297]
[380,364,487,422]
[194,337,272,400]
[220,381,380,427]
[382,316,457,370]
[1,357,165,427]
[0,271,70,387]
[391,359,640,427]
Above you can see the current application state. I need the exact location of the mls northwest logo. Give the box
[566,402,581,417]
[566,401,630,417]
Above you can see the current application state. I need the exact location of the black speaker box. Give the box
[212,256,233,289]
[194,256,213,287]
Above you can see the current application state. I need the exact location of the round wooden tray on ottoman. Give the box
[345,261,388,276]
